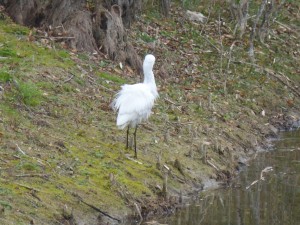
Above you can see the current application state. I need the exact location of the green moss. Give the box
[62,83,75,92]
[97,72,126,84]
[0,104,20,119]
[0,200,12,210]
[0,21,29,35]
[0,187,12,195]
[0,46,17,57]
[139,32,156,43]
[16,161,41,171]
[92,150,105,159]
[36,81,55,90]
[181,0,204,10]
[99,60,110,68]
[17,81,43,106]
[0,69,12,82]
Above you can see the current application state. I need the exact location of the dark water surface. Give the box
[158,130,300,225]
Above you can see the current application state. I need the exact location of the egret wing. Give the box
[112,83,156,128]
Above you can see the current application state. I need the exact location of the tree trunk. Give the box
[160,0,171,17]
[227,0,250,38]
[3,0,142,72]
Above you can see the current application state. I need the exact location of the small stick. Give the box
[217,11,226,95]
[14,174,50,179]
[274,20,299,35]
[125,155,143,165]
[35,35,75,40]
[227,41,241,71]
[162,173,168,199]
[63,74,75,83]
[207,159,220,171]
[167,121,194,125]
[164,97,177,105]
[164,97,182,111]
[13,155,21,159]
[246,166,273,189]
[200,35,221,53]
[15,144,26,155]
[61,23,67,33]
[15,183,40,192]
[200,0,215,35]
[0,158,8,163]
[79,198,121,222]
[134,202,143,221]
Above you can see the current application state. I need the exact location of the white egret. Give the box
[112,54,158,158]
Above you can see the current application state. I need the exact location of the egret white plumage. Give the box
[112,54,158,158]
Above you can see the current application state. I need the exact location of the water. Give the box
[158,130,300,225]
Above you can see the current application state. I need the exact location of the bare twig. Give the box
[274,20,300,36]
[200,0,216,35]
[246,166,273,189]
[0,158,8,163]
[78,196,121,222]
[260,166,273,180]
[14,174,50,179]
[249,0,268,61]
[13,155,21,159]
[162,166,169,199]
[167,121,194,126]
[35,35,75,40]
[207,159,220,171]
[15,144,26,155]
[15,183,40,192]
[217,11,226,95]
[134,202,143,221]
[271,72,300,98]
[164,97,182,112]
[63,74,75,83]
[231,0,250,37]
[125,155,143,164]
[200,35,221,53]
[164,97,177,106]
[227,41,242,71]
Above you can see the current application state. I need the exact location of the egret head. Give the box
[143,54,156,72]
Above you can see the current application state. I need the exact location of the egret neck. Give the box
[143,61,158,98]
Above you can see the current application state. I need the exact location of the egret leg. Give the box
[126,126,130,149]
[134,126,138,158]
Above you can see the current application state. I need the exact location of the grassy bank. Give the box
[0,1,299,224]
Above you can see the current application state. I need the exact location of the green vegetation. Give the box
[17,81,43,106]
[97,71,126,84]
[0,68,11,82]
[140,32,156,43]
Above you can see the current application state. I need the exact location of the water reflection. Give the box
[159,130,300,225]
